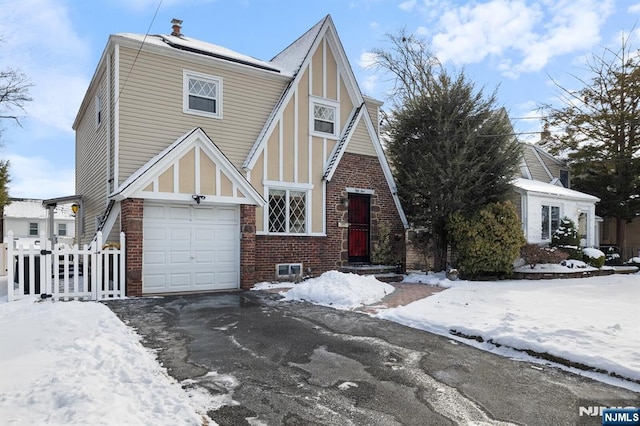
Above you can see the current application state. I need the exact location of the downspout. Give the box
[106,53,112,199]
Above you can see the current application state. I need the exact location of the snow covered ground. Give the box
[264,269,640,392]
[0,279,218,425]
[0,267,637,424]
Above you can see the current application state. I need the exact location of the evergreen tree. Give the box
[541,33,640,252]
[373,32,522,270]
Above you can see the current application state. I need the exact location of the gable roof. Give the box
[110,127,265,206]
[513,178,599,202]
[270,17,326,76]
[242,16,330,170]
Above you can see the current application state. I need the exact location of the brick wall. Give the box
[240,204,256,290]
[252,152,405,283]
[120,198,143,296]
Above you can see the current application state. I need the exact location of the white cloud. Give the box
[0,0,91,133]
[359,51,378,69]
[6,154,74,199]
[429,0,614,77]
[399,0,417,12]
[629,3,640,13]
[361,74,379,95]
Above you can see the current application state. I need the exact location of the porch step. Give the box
[340,264,404,283]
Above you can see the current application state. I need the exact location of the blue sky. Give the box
[0,0,638,199]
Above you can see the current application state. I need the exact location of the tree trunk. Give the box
[615,216,627,258]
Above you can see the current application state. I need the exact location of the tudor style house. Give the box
[512,142,600,247]
[73,16,408,296]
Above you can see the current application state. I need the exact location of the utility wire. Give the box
[117,0,163,101]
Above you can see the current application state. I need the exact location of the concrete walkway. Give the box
[359,282,445,314]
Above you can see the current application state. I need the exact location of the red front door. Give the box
[348,193,370,263]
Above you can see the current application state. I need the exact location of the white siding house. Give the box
[3,199,76,248]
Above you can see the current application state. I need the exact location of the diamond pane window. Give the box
[269,190,287,233]
[313,104,336,135]
[289,191,306,233]
[268,189,307,234]
[184,71,222,117]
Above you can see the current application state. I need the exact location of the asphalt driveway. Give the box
[105,291,638,425]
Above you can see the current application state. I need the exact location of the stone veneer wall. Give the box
[120,198,143,296]
[253,152,405,283]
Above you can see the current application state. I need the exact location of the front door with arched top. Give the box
[348,193,370,263]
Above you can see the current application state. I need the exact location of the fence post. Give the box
[96,231,103,300]
[120,232,126,298]
[6,231,13,302]
[43,233,53,298]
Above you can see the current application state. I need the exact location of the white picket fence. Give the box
[5,231,125,301]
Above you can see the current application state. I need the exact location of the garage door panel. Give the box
[144,205,166,219]
[194,251,214,263]
[144,251,166,264]
[144,274,166,290]
[169,206,191,220]
[170,227,191,240]
[215,226,236,242]
[143,202,239,293]
[218,207,237,222]
[218,249,236,263]
[217,272,237,285]
[169,273,191,288]
[193,207,215,221]
[145,227,167,241]
[193,227,215,241]
[195,273,215,285]
[170,250,192,264]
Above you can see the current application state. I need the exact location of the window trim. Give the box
[29,222,39,237]
[183,70,223,119]
[58,223,67,237]
[276,263,303,279]
[265,184,311,236]
[541,204,561,241]
[309,96,339,139]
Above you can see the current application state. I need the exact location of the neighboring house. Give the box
[73,16,408,296]
[3,199,76,248]
[512,142,600,247]
[599,217,640,260]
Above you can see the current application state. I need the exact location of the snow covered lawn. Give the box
[274,271,640,390]
[0,287,212,425]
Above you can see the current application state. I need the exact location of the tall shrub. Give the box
[447,202,526,278]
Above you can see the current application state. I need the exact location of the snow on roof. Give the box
[270,16,327,76]
[513,178,600,202]
[116,33,293,76]
[4,200,75,220]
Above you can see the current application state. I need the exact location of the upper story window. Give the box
[29,222,39,237]
[310,97,339,138]
[58,223,67,237]
[94,94,103,128]
[183,70,222,119]
[559,169,569,188]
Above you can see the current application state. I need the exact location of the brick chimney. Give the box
[171,18,183,37]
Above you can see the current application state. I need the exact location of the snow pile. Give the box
[282,271,394,309]
[0,297,205,425]
[251,281,296,291]
[404,271,455,287]
[377,274,640,384]
[582,247,605,259]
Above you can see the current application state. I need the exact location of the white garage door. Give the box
[143,202,239,293]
